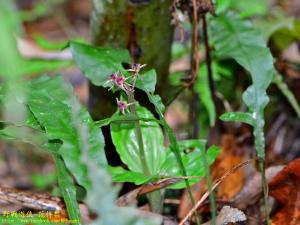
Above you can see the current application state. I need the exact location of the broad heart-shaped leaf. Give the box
[111,106,167,175]
[108,139,220,189]
[27,75,107,190]
[70,41,131,86]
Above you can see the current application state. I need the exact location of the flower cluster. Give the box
[105,72,131,93]
[116,98,134,114]
[105,64,146,114]
[126,63,146,75]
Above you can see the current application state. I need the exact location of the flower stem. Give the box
[259,158,270,225]
[127,91,163,212]
[127,91,150,176]
[254,123,270,225]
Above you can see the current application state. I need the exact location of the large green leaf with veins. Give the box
[111,106,167,175]
[109,138,218,189]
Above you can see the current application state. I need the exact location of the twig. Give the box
[0,185,65,212]
[179,160,252,225]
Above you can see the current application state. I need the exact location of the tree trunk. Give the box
[89,0,174,119]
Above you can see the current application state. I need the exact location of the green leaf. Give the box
[273,73,300,118]
[271,19,300,51]
[0,125,48,148]
[210,13,274,92]
[111,106,167,175]
[108,138,220,189]
[52,151,81,224]
[22,59,72,75]
[216,0,268,17]
[27,75,107,190]
[70,41,131,86]
[161,141,220,189]
[108,166,155,185]
[254,16,295,42]
[146,91,193,190]
[136,69,157,93]
[24,75,109,222]
[177,139,207,150]
[33,35,69,50]
[220,112,255,126]
[0,2,23,78]
[31,171,57,190]
[195,64,216,126]
[147,93,165,114]
[210,13,276,159]
[95,113,160,127]
[80,120,161,225]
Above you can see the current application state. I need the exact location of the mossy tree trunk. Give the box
[89,0,174,119]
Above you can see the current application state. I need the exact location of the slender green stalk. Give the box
[148,93,200,222]
[127,91,163,213]
[254,122,270,225]
[202,13,217,225]
[162,118,201,224]
[127,92,150,176]
[259,158,270,225]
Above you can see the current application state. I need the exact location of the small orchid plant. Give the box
[70,41,220,214]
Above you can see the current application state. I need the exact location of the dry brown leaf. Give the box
[269,158,300,225]
[233,165,284,209]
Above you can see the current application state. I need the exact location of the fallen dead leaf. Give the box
[269,158,300,225]
[217,135,246,198]
[232,165,284,210]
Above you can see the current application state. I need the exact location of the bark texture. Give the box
[89,0,174,119]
